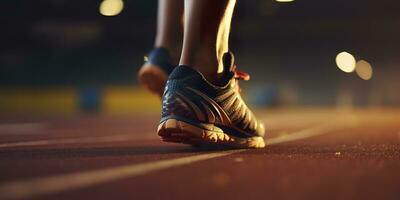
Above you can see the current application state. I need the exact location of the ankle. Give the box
[179,49,225,85]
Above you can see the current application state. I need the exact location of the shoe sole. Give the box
[157,118,265,149]
[138,63,168,97]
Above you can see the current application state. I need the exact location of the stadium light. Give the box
[276,0,294,2]
[355,60,373,80]
[99,0,124,17]
[336,51,356,73]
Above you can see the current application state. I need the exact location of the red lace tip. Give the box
[234,71,250,81]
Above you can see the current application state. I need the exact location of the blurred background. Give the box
[1,0,399,116]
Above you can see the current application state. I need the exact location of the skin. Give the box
[154,0,236,84]
[154,0,184,63]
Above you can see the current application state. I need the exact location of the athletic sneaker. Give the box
[157,52,265,148]
[138,48,175,97]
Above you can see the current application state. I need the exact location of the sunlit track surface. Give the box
[0,108,400,200]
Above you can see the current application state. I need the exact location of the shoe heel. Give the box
[138,63,168,97]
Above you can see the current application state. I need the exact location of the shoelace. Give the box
[231,66,250,93]
[231,64,250,81]
[234,70,250,81]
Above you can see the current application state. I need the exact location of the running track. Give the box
[0,108,399,200]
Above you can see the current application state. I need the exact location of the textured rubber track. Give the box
[157,118,265,149]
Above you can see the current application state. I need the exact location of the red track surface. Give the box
[0,108,399,200]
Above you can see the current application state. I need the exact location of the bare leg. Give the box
[154,0,184,63]
[179,0,236,83]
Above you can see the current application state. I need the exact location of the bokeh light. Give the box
[355,60,373,80]
[99,0,124,17]
[336,52,356,73]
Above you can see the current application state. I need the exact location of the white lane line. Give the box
[267,123,344,145]
[0,121,353,200]
[0,134,156,148]
[0,150,245,200]
[0,116,352,148]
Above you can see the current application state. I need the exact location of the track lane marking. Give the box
[267,123,344,145]
[0,118,338,148]
[0,134,156,148]
[0,150,245,200]
[0,121,354,200]
[0,118,347,148]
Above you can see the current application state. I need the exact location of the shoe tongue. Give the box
[222,52,235,73]
[219,52,236,84]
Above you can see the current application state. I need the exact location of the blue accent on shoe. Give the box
[146,48,175,75]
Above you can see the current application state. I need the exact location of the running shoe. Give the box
[157,52,265,148]
[138,48,175,97]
